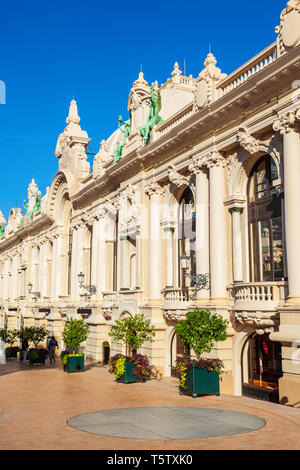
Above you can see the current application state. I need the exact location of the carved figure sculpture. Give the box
[139,83,163,144]
[114,115,132,164]
[0,211,5,238]
[23,190,42,221]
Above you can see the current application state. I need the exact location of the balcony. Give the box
[102,291,118,307]
[228,281,287,311]
[162,287,196,321]
[227,281,288,333]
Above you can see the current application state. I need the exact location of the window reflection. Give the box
[178,188,196,287]
[248,155,284,282]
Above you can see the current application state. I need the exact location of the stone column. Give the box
[273,111,300,303]
[70,225,78,300]
[270,109,300,406]
[208,151,227,302]
[145,181,163,301]
[189,159,210,300]
[135,230,141,289]
[229,207,244,282]
[119,235,130,289]
[11,254,18,301]
[54,233,63,300]
[39,241,48,298]
[163,226,174,287]
[91,213,107,299]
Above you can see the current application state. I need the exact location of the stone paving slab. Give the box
[0,358,300,450]
[68,407,266,439]
[67,407,265,439]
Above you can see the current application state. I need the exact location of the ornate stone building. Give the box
[1,1,300,406]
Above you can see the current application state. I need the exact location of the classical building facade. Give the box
[1,1,300,406]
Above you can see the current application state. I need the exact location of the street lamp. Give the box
[28,282,41,300]
[179,253,210,297]
[77,272,97,295]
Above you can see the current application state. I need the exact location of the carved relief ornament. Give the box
[206,150,227,168]
[188,155,209,174]
[167,165,189,187]
[273,109,300,134]
[145,180,164,196]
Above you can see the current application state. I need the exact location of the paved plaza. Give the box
[0,358,300,450]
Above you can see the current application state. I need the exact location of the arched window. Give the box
[178,187,196,287]
[248,155,284,282]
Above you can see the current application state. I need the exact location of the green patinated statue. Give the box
[0,224,4,238]
[139,83,163,144]
[114,115,132,164]
[23,191,41,221]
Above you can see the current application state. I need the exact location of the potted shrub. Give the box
[102,341,110,365]
[62,317,89,372]
[2,329,20,359]
[108,314,155,383]
[18,326,49,365]
[175,308,228,398]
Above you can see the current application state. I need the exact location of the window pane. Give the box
[259,220,272,281]
[250,223,257,281]
[272,216,284,280]
[256,160,267,199]
[249,175,255,203]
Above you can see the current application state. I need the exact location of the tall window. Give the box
[178,187,196,287]
[248,155,284,282]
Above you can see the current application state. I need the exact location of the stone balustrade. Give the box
[162,287,196,304]
[228,281,288,311]
[155,103,194,138]
[217,42,277,98]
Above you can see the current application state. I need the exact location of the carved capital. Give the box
[145,180,164,197]
[273,109,300,134]
[188,155,209,174]
[206,150,227,168]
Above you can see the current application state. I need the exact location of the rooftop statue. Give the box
[0,211,5,238]
[21,179,42,224]
[139,83,163,144]
[23,190,41,221]
[114,115,132,164]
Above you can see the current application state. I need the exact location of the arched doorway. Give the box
[170,331,190,377]
[241,331,282,403]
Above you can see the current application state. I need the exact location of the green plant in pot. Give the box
[2,329,20,358]
[108,314,155,383]
[18,326,49,364]
[62,317,89,372]
[175,308,228,397]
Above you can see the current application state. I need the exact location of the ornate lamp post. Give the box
[179,253,210,298]
[77,272,97,296]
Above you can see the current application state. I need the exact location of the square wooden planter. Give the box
[66,355,84,373]
[180,365,220,397]
[117,360,137,384]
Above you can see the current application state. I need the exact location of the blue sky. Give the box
[0,0,285,221]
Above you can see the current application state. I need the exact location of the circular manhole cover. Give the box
[67,407,265,439]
